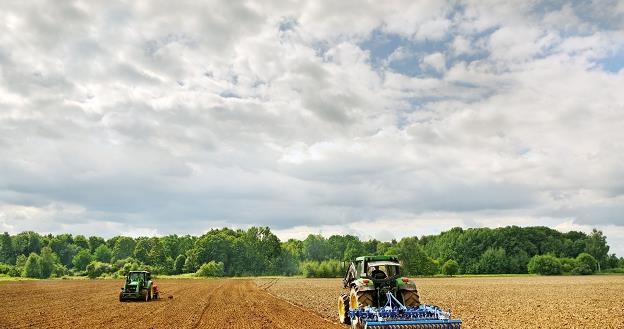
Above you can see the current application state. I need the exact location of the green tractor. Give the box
[338,255,420,325]
[119,270,159,302]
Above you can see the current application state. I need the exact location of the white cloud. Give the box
[1,0,624,255]
[421,52,446,73]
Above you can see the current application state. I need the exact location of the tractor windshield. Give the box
[128,272,143,282]
[367,261,400,279]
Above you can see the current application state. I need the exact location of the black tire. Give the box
[338,293,351,325]
[119,292,124,302]
[401,290,420,307]
[350,288,373,309]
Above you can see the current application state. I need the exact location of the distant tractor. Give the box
[339,255,462,328]
[119,271,159,302]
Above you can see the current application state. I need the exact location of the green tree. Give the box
[148,240,167,267]
[112,237,135,262]
[477,247,508,274]
[584,229,609,272]
[161,235,181,260]
[398,237,438,276]
[72,249,93,271]
[13,231,42,256]
[442,259,459,276]
[528,255,562,275]
[88,236,106,253]
[343,241,365,262]
[0,232,15,264]
[196,261,225,277]
[303,234,328,261]
[282,239,304,261]
[94,244,112,263]
[48,234,78,267]
[22,253,42,278]
[174,254,186,274]
[559,257,577,273]
[86,261,112,279]
[133,239,151,263]
[40,247,59,278]
[74,235,90,250]
[573,253,597,275]
[16,254,27,268]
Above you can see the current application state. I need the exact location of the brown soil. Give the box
[0,278,342,329]
[258,275,624,329]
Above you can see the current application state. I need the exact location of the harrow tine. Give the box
[365,324,462,329]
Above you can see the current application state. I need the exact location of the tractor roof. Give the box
[128,270,150,274]
[355,255,399,262]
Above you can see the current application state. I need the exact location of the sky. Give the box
[1,1,624,255]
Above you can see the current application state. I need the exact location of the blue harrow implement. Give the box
[349,291,462,329]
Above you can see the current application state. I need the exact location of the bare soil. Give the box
[258,275,624,329]
[0,278,342,329]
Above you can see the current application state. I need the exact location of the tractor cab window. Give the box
[128,272,144,281]
[367,261,400,279]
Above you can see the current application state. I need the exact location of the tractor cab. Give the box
[127,271,149,283]
[343,255,402,287]
[340,255,420,317]
[367,260,400,280]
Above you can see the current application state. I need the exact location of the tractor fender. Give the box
[396,278,417,291]
[352,279,375,292]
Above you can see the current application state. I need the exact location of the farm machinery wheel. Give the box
[401,290,421,307]
[349,287,372,329]
[349,287,373,309]
[338,293,351,324]
[119,292,124,302]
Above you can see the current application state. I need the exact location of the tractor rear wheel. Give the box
[401,290,420,307]
[338,293,351,324]
[349,287,372,329]
[350,288,373,308]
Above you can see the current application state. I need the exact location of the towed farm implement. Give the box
[339,255,462,329]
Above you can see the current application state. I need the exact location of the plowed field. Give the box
[258,275,624,329]
[0,279,342,329]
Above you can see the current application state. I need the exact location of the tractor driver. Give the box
[369,266,387,279]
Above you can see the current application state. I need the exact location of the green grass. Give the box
[0,275,36,282]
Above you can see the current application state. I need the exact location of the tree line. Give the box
[0,226,622,279]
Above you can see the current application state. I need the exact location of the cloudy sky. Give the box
[1,1,624,254]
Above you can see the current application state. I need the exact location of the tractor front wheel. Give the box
[338,293,351,325]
